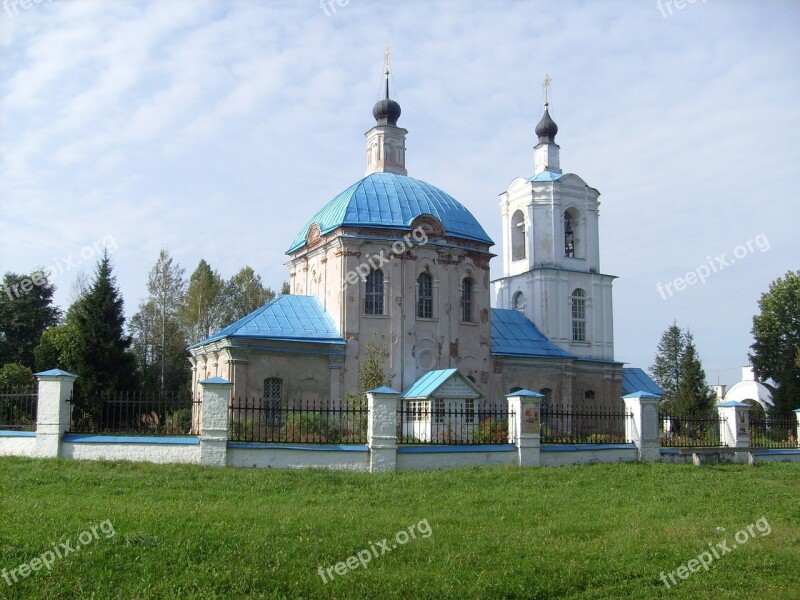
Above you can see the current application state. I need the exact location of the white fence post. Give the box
[34,369,77,459]
[199,377,232,467]
[622,392,661,462]
[505,390,542,467]
[367,387,399,473]
[717,400,750,462]
[795,409,800,447]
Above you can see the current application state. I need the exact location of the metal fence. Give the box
[750,414,798,449]
[68,391,200,436]
[397,401,514,445]
[229,398,368,444]
[540,404,630,444]
[0,386,38,431]
[659,412,726,447]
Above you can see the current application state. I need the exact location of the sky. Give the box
[1,0,798,387]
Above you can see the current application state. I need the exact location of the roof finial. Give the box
[384,44,391,100]
[542,74,552,108]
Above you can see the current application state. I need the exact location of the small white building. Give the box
[713,366,774,415]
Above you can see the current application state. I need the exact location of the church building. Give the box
[188,66,660,411]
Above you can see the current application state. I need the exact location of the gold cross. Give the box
[543,74,552,106]
[384,44,390,76]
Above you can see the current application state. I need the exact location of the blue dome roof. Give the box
[286,172,493,254]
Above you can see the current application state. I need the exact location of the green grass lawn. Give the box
[0,458,798,599]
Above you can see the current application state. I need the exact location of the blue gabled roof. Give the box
[490,309,574,359]
[402,369,459,399]
[401,369,482,400]
[622,368,665,397]
[189,295,345,349]
[287,172,493,253]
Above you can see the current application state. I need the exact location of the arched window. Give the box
[365,269,384,315]
[571,289,586,342]
[461,277,474,322]
[417,272,433,319]
[264,377,283,425]
[584,390,595,402]
[564,210,575,257]
[511,210,526,261]
[512,291,526,314]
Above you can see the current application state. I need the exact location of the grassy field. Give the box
[0,458,798,599]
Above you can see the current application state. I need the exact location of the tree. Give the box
[651,324,714,416]
[357,333,393,402]
[72,252,137,401]
[0,271,61,368]
[671,332,715,416]
[650,322,685,406]
[34,322,82,374]
[182,260,225,345]
[221,267,276,326]
[0,363,35,389]
[281,281,290,295]
[750,270,800,416]
[131,250,188,394]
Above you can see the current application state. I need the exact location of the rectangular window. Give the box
[434,399,445,424]
[417,274,433,318]
[365,269,384,315]
[462,278,473,322]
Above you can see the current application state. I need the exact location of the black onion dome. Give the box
[373,97,401,126]
[535,106,558,144]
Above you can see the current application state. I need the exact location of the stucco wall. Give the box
[540,445,638,466]
[0,433,36,457]
[61,437,200,465]
[396,446,517,470]
[227,443,369,471]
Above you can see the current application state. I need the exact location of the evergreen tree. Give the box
[72,252,137,401]
[649,322,685,406]
[671,332,715,416]
[750,270,800,416]
[182,260,225,344]
[0,270,61,368]
[281,281,290,295]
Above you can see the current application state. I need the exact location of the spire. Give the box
[372,45,401,126]
[535,74,558,144]
[533,74,561,175]
[365,46,407,176]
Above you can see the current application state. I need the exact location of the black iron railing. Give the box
[397,401,514,445]
[0,387,37,431]
[750,414,798,449]
[540,404,630,445]
[69,391,200,436]
[659,412,725,447]
[229,399,368,444]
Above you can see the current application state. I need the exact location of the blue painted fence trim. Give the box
[227,442,368,452]
[63,434,200,445]
[541,444,637,452]
[750,449,800,456]
[396,444,516,454]
[0,430,36,437]
[660,448,680,455]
